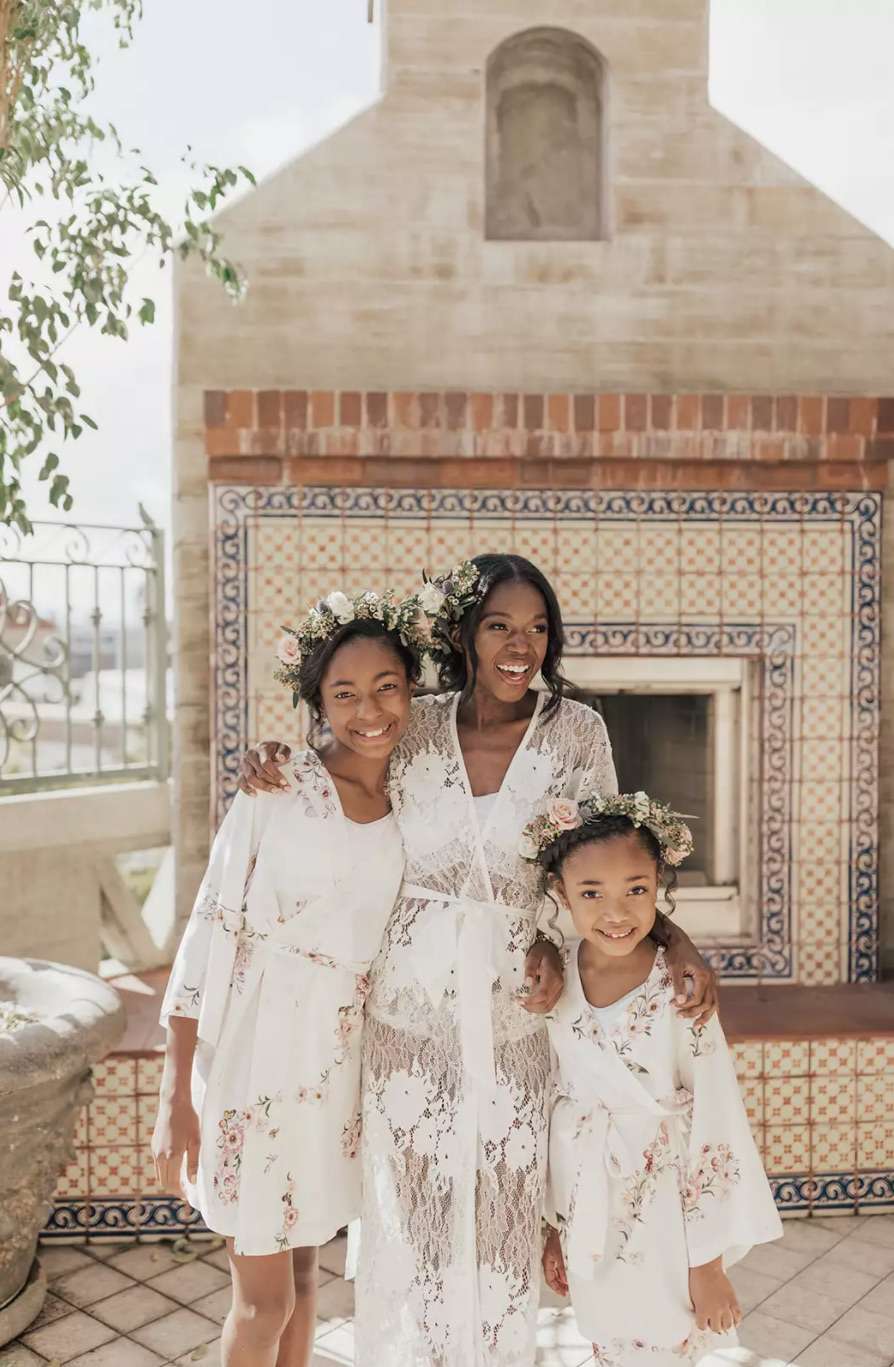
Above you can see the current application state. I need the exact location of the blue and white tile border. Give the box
[212,486,881,983]
[43,1197,210,1242]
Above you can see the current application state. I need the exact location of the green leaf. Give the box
[138,298,155,325]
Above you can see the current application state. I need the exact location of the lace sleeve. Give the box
[573,701,619,798]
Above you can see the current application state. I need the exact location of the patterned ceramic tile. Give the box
[800,699,845,741]
[555,573,597,620]
[135,1056,164,1096]
[721,574,763,617]
[797,861,845,904]
[731,1042,764,1079]
[136,1095,159,1147]
[800,657,850,698]
[802,574,847,617]
[765,1125,812,1173]
[761,574,803,616]
[501,523,558,573]
[811,1040,857,1076]
[812,1075,857,1125]
[857,1076,893,1123]
[88,1097,137,1147]
[811,1124,858,1172]
[680,573,721,616]
[92,1059,137,1097]
[679,524,721,574]
[857,1123,894,1169]
[595,525,641,575]
[89,1148,142,1198]
[385,523,430,573]
[761,527,801,576]
[636,570,679,619]
[739,1077,764,1124]
[798,940,845,986]
[595,572,639,620]
[721,526,762,575]
[857,1041,894,1074]
[55,1150,90,1199]
[555,524,596,574]
[799,784,842,832]
[638,525,680,576]
[765,1076,810,1126]
[764,1041,810,1076]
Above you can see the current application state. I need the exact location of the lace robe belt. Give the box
[557,1092,692,1280]
[196,901,369,1048]
[400,883,530,1098]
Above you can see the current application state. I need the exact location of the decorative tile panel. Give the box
[213,486,881,986]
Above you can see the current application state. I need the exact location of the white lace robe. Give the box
[355,692,617,1367]
[548,944,782,1366]
[160,750,403,1255]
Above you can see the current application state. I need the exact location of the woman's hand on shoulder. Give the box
[664,922,718,1028]
[238,741,292,795]
[519,938,564,1014]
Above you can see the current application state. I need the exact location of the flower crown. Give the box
[274,589,427,703]
[418,560,483,661]
[519,791,694,867]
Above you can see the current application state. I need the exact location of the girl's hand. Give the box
[689,1260,741,1334]
[542,1226,568,1298]
[238,741,292,795]
[663,924,718,1028]
[519,939,564,1014]
[152,1096,201,1198]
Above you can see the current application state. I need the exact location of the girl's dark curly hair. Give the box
[541,813,677,948]
[434,553,571,716]
[297,618,423,743]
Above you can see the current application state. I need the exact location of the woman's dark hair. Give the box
[297,618,422,738]
[542,813,676,947]
[436,553,570,716]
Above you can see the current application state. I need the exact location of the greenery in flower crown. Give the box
[274,589,428,707]
[519,791,694,868]
[418,559,483,662]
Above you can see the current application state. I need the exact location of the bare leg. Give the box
[221,1241,296,1367]
[275,1246,319,1367]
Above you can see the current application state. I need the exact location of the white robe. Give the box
[547,943,783,1366]
[355,692,618,1366]
[160,749,403,1255]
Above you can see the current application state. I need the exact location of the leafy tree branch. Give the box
[0,0,253,529]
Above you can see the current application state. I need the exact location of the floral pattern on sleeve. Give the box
[680,1142,741,1223]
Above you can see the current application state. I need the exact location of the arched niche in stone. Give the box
[485,27,607,242]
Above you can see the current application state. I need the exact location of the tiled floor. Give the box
[2,1216,893,1366]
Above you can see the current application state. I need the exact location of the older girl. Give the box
[153,592,424,1367]
[241,554,716,1367]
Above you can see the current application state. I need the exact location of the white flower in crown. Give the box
[325,590,355,624]
[276,633,301,666]
[547,798,581,832]
[419,581,446,616]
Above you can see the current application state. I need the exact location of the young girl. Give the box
[152,590,426,1367]
[240,555,719,1367]
[526,792,782,1367]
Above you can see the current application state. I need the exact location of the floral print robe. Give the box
[355,692,617,1366]
[547,944,782,1366]
[160,750,403,1255]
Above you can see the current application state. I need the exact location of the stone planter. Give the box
[0,957,125,1344]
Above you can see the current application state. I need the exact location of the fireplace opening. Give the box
[566,656,752,940]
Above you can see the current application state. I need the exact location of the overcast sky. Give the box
[3,0,893,536]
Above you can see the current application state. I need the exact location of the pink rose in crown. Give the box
[548,798,581,831]
[276,633,301,666]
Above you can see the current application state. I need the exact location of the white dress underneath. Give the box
[161,751,404,1255]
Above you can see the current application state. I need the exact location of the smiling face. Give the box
[318,633,413,759]
[469,578,550,703]
[555,829,659,958]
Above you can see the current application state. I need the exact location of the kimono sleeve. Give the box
[674,1013,782,1270]
[579,706,619,798]
[160,790,270,1029]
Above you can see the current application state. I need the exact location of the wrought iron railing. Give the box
[0,511,169,793]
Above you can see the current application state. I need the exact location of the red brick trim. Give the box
[204,389,894,491]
